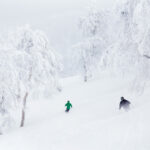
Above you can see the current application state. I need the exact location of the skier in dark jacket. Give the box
[65,101,72,112]
[119,97,131,111]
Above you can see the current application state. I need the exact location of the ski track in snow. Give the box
[0,76,150,150]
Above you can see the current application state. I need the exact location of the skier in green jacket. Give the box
[65,101,72,112]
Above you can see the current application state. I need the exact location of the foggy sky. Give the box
[0,0,118,52]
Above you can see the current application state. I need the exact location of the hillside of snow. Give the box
[0,75,149,150]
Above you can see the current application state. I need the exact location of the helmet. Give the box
[121,97,124,100]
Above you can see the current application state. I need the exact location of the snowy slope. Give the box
[0,75,150,150]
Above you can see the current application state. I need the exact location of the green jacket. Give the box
[65,102,72,110]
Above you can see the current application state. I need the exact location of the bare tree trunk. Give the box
[20,67,32,127]
[82,52,88,82]
[20,92,28,127]
[17,81,21,101]
[143,54,150,59]
[83,62,88,82]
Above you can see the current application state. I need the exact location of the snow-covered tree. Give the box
[8,25,62,127]
[73,37,106,82]
[100,0,150,93]
[0,25,62,132]
[74,2,110,81]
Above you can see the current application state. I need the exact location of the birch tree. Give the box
[9,25,61,127]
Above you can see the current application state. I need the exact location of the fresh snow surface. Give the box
[0,75,150,150]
